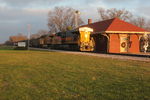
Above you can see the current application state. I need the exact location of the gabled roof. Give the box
[80,18,148,33]
[10,35,27,43]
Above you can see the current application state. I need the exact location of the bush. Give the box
[14,47,28,50]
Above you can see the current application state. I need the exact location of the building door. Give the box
[94,34,108,53]
[120,34,128,53]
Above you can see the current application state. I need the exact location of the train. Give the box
[30,27,96,52]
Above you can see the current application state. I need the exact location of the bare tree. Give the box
[144,20,150,50]
[48,7,84,33]
[97,7,133,21]
[36,30,48,36]
[145,20,150,31]
[130,16,150,31]
[130,17,146,28]
[31,30,48,39]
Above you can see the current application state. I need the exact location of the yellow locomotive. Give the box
[79,27,95,51]
[30,27,95,51]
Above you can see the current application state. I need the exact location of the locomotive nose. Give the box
[79,27,94,51]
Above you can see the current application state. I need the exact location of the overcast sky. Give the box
[0,0,150,43]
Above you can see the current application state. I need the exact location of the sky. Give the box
[0,0,150,43]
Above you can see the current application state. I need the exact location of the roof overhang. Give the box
[94,31,150,34]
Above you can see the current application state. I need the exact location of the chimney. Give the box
[88,19,92,24]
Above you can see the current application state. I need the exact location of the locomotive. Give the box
[30,27,95,51]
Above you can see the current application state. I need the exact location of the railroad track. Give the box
[30,48,150,62]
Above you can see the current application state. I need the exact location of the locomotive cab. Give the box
[79,27,95,51]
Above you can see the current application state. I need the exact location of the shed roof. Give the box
[80,18,148,33]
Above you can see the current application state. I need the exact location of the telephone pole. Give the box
[75,10,80,28]
[27,24,31,50]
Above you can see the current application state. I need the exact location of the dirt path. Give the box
[30,48,150,62]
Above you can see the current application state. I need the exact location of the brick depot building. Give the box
[81,18,149,53]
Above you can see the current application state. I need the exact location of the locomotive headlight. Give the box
[85,33,88,38]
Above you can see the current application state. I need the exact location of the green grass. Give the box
[0,50,150,100]
[0,45,14,50]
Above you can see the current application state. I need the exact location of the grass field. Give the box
[0,45,14,50]
[0,50,150,100]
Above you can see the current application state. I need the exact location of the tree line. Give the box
[48,7,150,33]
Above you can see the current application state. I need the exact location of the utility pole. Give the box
[27,24,31,50]
[75,10,80,29]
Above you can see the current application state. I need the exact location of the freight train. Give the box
[30,27,95,51]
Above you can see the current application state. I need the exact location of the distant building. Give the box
[9,35,27,46]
